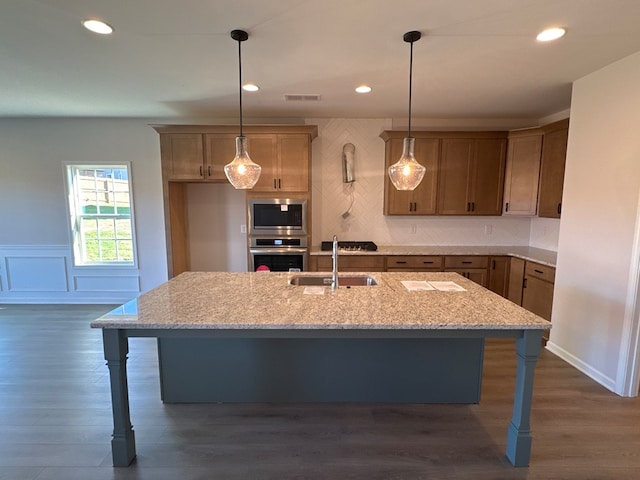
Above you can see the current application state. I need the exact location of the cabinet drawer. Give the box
[525,261,555,283]
[444,256,489,269]
[316,255,385,272]
[386,255,443,269]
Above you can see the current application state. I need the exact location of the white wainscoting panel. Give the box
[0,245,140,304]
[5,255,68,292]
[74,275,140,292]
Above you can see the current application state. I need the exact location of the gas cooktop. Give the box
[320,241,378,252]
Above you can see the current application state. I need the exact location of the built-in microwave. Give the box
[248,198,307,236]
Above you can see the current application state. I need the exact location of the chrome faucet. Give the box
[331,234,339,290]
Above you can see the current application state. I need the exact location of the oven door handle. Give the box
[249,248,308,254]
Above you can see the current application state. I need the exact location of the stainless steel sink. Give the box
[289,275,378,287]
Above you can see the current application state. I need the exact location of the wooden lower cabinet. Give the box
[444,256,489,287]
[313,255,385,272]
[488,256,510,297]
[386,255,443,271]
[507,257,526,305]
[521,261,556,340]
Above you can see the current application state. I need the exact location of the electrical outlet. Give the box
[240,224,246,234]
[484,224,493,235]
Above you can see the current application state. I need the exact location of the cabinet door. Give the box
[204,134,235,182]
[447,269,488,287]
[522,275,554,321]
[278,134,310,192]
[488,256,510,297]
[384,138,439,215]
[538,126,568,218]
[503,134,542,216]
[247,135,279,192]
[161,133,204,181]
[438,139,474,214]
[507,257,525,305]
[471,139,506,215]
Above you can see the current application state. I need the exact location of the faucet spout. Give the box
[331,235,339,290]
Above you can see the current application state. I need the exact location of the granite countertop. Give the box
[309,245,557,267]
[91,271,550,331]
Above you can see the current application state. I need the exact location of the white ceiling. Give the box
[3,0,640,121]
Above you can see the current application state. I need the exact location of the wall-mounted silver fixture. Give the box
[342,143,355,183]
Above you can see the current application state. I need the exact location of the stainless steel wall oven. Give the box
[249,236,308,272]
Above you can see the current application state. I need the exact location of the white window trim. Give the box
[63,161,139,268]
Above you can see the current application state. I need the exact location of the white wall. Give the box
[548,50,640,394]
[187,183,247,272]
[0,118,168,303]
[310,118,533,246]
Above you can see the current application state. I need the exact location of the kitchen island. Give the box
[92,271,550,468]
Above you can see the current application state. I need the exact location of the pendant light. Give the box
[388,31,426,191]
[224,29,262,189]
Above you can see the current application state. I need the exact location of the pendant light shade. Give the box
[388,31,426,191]
[224,29,261,189]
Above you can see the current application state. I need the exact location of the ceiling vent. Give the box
[284,94,321,102]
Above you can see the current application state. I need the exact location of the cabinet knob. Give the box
[199,165,203,177]
[557,203,562,215]
[208,166,211,177]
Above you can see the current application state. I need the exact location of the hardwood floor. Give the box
[0,304,639,479]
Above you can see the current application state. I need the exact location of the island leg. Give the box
[505,329,542,467]
[103,329,136,466]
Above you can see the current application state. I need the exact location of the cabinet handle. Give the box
[523,278,528,289]
[208,166,211,177]
[423,261,434,264]
[273,179,277,189]
[278,178,282,189]
[492,260,496,269]
[199,165,203,177]
[396,261,407,264]
[462,261,472,265]
[557,203,562,215]
[534,269,544,274]
[466,202,471,212]
[505,202,509,212]
[471,202,475,212]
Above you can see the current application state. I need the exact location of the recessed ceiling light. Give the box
[243,83,260,92]
[82,19,114,35]
[355,85,372,94]
[536,27,566,42]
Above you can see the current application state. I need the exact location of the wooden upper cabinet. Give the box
[160,133,206,181]
[252,134,311,193]
[503,130,543,216]
[472,139,507,215]
[243,134,279,191]
[538,119,569,218]
[204,134,235,182]
[438,139,473,215]
[437,135,506,215]
[383,137,439,215]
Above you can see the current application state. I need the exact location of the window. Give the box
[66,164,136,266]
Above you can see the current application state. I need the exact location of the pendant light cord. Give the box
[237,38,243,137]
[408,39,414,138]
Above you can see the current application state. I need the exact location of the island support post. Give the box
[103,329,136,466]
[506,329,543,466]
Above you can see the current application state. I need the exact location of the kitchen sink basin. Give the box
[289,275,378,287]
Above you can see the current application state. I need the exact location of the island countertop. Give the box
[309,245,557,267]
[91,271,550,331]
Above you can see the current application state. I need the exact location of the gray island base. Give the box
[92,271,549,468]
